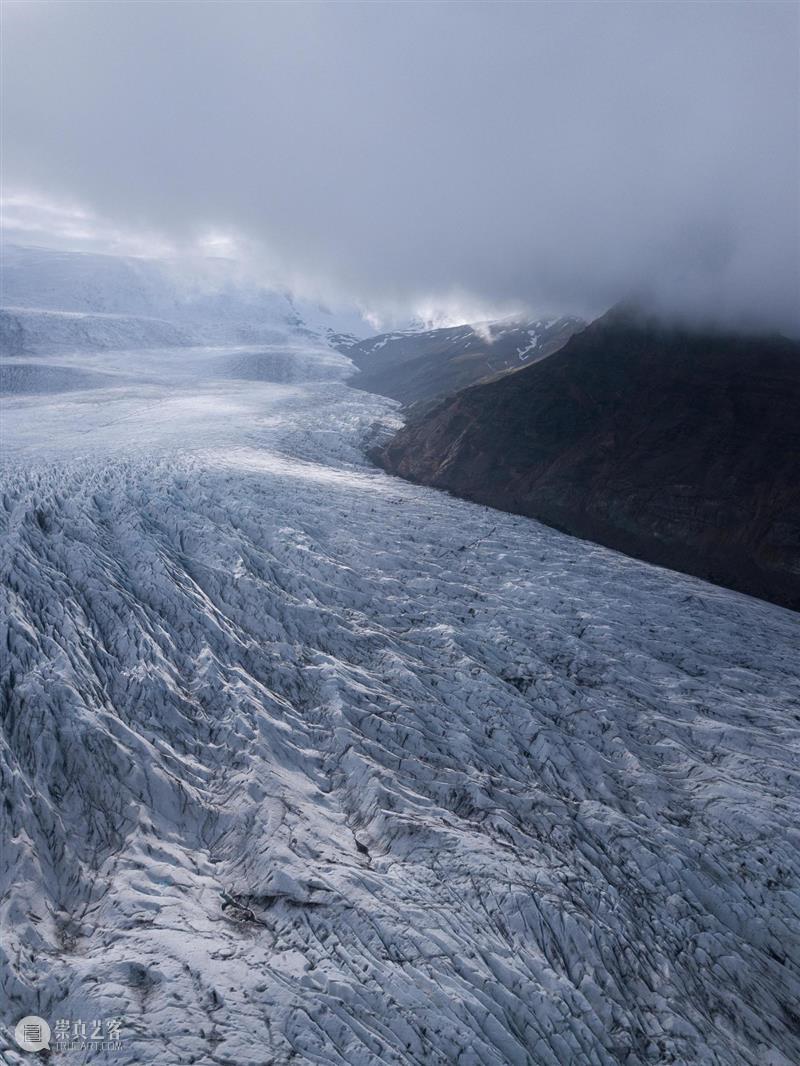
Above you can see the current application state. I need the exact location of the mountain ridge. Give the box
[343,315,584,413]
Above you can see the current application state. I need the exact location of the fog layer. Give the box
[3,1,798,329]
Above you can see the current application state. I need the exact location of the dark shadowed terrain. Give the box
[344,317,582,414]
[377,308,800,610]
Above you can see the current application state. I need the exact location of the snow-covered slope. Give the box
[0,244,370,354]
[1,332,798,1065]
[0,307,193,355]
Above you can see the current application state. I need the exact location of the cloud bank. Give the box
[3,1,798,330]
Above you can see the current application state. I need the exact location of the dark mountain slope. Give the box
[345,316,582,413]
[377,308,800,609]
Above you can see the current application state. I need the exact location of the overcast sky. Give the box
[3,1,798,330]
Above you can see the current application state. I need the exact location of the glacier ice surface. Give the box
[1,335,799,1065]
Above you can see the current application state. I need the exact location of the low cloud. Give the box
[3,1,798,332]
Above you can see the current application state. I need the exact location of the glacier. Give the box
[0,244,370,356]
[1,330,799,1065]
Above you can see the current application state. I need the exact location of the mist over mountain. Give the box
[4,2,798,330]
[343,316,584,414]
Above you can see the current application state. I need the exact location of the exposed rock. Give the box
[346,316,583,414]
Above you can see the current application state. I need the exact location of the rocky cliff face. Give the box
[377,309,800,610]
